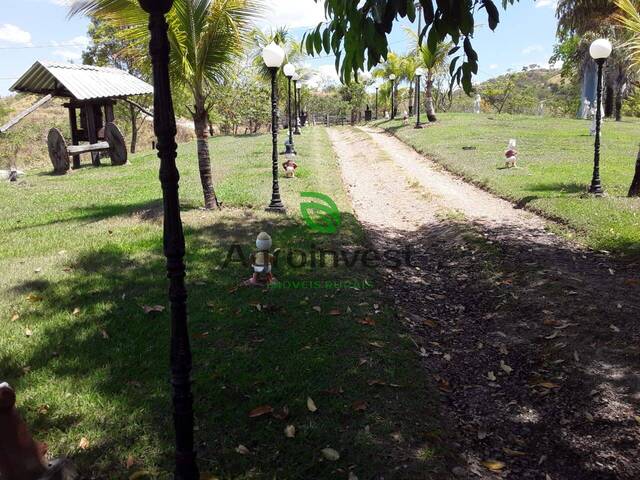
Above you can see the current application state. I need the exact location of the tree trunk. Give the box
[615,88,623,122]
[605,85,614,118]
[408,83,414,116]
[192,99,219,209]
[425,72,436,122]
[129,103,138,154]
[628,145,640,197]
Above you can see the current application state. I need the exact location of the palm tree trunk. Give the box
[192,98,219,209]
[425,71,436,122]
[628,145,640,197]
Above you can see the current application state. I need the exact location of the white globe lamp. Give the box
[262,42,285,68]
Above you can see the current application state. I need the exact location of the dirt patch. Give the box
[329,126,640,479]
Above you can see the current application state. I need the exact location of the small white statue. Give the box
[282,152,298,178]
[246,232,276,286]
[582,99,591,120]
[537,101,545,116]
[504,139,518,168]
[402,110,409,125]
[474,94,482,114]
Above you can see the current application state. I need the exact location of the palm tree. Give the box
[373,52,404,116]
[71,0,263,209]
[613,0,640,195]
[405,28,450,122]
[401,54,418,115]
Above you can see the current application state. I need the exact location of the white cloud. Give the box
[489,63,498,69]
[49,0,74,6]
[262,0,327,29]
[0,24,32,44]
[535,0,558,8]
[522,44,544,55]
[53,49,82,61]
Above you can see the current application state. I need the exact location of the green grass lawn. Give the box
[0,128,447,479]
[375,113,640,257]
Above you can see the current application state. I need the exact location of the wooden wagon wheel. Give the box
[47,128,70,174]
[104,122,128,166]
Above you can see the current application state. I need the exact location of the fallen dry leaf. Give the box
[72,307,81,316]
[284,425,296,438]
[78,437,90,450]
[352,400,367,412]
[481,460,505,471]
[24,327,33,337]
[307,397,318,412]
[500,360,513,374]
[101,330,109,340]
[248,405,273,418]
[235,445,250,455]
[368,341,385,348]
[487,371,497,382]
[320,447,340,461]
[328,308,342,316]
[312,306,322,313]
[126,455,136,469]
[27,293,43,302]
[503,447,526,457]
[11,313,19,322]
[358,317,376,326]
[422,319,437,328]
[142,305,165,314]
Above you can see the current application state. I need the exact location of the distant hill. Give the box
[450,68,579,116]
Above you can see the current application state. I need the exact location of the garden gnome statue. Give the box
[402,111,409,125]
[504,139,518,168]
[474,94,482,114]
[282,152,298,178]
[247,232,275,286]
[582,98,591,119]
[8,168,18,182]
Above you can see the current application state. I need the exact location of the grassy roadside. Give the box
[0,127,448,479]
[374,113,640,258]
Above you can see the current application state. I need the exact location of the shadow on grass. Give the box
[1,210,451,479]
[528,182,587,195]
[364,216,640,479]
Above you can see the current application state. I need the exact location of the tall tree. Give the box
[309,0,516,93]
[613,0,640,196]
[71,0,263,209]
[405,27,450,122]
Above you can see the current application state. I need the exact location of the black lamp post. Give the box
[389,74,396,119]
[263,42,286,212]
[375,87,379,120]
[293,75,301,135]
[588,38,612,196]
[283,63,296,154]
[415,67,424,129]
[139,0,199,478]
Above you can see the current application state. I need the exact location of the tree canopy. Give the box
[306,0,517,93]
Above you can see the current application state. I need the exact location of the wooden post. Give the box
[84,104,101,166]
[105,102,115,123]
[67,106,80,169]
[138,1,199,479]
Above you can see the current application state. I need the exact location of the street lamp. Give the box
[283,63,297,154]
[389,73,396,119]
[262,42,286,212]
[293,73,301,135]
[588,38,612,196]
[414,67,425,129]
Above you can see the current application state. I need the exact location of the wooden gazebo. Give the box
[2,61,153,173]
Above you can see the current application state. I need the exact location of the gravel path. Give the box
[328,126,640,480]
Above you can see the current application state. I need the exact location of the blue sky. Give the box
[0,0,559,96]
